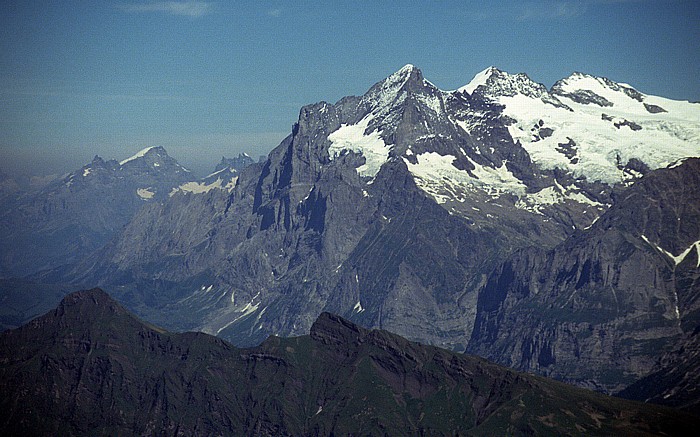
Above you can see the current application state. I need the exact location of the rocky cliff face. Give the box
[468,158,700,393]
[74,65,697,339]
[1,289,695,436]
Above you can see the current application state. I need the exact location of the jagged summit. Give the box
[120,146,158,165]
[35,64,700,400]
[359,63,441,118]
[458,66,500,94]
[0,143,196,277]
[4,291,696,435]
[118,145,189,172]
[551,71,647,108]
[310,312,367,346]
[54,288,130,319]
[214,152,255,173]
[325,63,700,202]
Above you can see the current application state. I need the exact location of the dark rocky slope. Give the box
[1,289,696,436]
[468,158,700,393]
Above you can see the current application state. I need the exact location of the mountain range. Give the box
[1,289,696,435]
[1,65,699,412]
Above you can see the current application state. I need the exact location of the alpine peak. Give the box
[458,66,501,94]
[119,146,164,166]
[551,71,645,105]
[359,64,440,117]
[459,67,564,107]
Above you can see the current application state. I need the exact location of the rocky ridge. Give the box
[0,289,695,436]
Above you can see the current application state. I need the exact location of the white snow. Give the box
[515,183,603,215]
[416,90,443,115]
[120,146,155,165]
[667,158,688,169]
[82,167,91,177]
[136,187,155,200]
[641,235,700,268]
[495,76,700,184]
[216,292,261,335]
[328,114,391,178]
[169,177,237,196]
[353,301,365,313]
[404,152,526,203]
[458,66,497,94]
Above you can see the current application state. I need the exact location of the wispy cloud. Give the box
[119,1,213,18]
[267,8,282,18]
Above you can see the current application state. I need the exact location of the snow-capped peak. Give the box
[326,65,700,206]
[360,64,439,114]
[381,64,421,91]
[551,72,646,109]
[458,66,500,94]
[395,63,418,75]
[120,146,157,166]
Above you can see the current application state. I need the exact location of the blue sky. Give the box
[1,1,698,177]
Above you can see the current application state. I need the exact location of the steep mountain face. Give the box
[1,289,695,436]
[64,65,699,360]
[0,146,194,278]
[468,158,700,393]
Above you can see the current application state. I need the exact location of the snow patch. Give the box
[516,183,603,214]
[120,146,156,165]
[170,177,237,196]
[353,301,365,313]
[459,66,496,94]
[216,292,261,335]
[137,187,155,200]
[82,167,91,177]
[328,114,391,178]
[404,152,526,204]
[641,235,700,268]
[497,87,700,184]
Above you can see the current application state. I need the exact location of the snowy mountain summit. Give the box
[324,64,700,214]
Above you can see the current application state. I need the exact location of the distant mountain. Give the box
[0,288,695,436]
[168,152,255,197]
[0,146,194,277]
[215,152,256,173]
[7,65,700,404]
